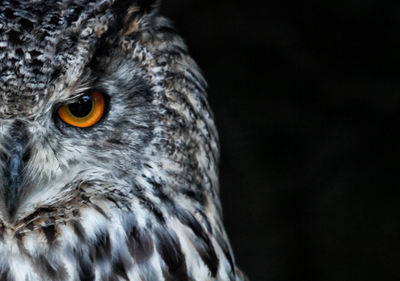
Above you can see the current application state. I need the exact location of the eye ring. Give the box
[57,91,105,128]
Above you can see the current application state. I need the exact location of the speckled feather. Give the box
[0,1,246,280]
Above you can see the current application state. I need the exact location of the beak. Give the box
[4,121,30,219]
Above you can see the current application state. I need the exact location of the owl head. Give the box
[0,1,243,280]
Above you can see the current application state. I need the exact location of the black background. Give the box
[162,1,394,281]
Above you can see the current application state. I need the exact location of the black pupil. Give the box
[69,95,93,117]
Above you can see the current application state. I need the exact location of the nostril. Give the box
[0,152,8,162]
[22,148,30,163]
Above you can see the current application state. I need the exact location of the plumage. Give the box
[0,1,246,280]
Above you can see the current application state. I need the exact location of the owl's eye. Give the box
[57,91,105,128]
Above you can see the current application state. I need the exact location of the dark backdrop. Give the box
[162,1,394,281]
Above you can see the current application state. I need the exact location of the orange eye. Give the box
[57,91,105,128]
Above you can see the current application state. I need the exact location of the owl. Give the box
[0,0,246,280]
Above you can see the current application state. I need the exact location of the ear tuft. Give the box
[119,0,160,36]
